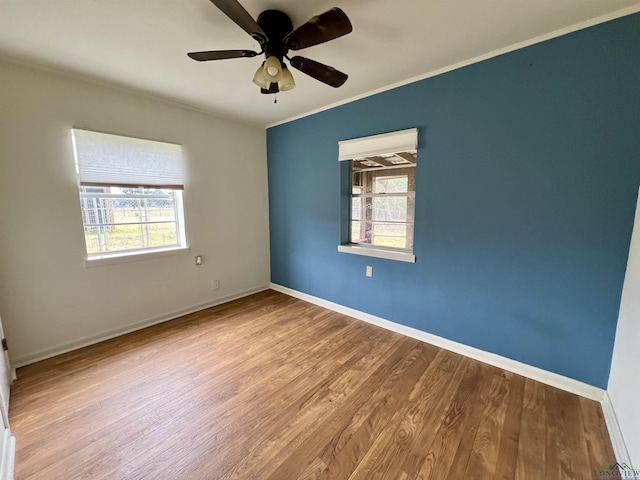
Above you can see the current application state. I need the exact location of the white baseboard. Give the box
[270,283,605,402]
[602,392,635,470]
[12,285,269,369]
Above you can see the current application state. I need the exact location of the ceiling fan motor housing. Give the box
[257,10,293,62]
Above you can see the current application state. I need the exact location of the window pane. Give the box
[352,167,415,194]
[373,196,414,222]
[350,221,412,249]
[84,222,178,254]
[374,175,408,194]
[352,172,363,195]
[80,197,115,227]
[351,220,364,244]
[351,197,362,221]
[146,223,179,248]
[144,200,177,222]
[373,222,408,248]
[79,186,181,255]
[109,197,143,225]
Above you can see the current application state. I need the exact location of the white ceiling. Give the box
[1,0,638,126]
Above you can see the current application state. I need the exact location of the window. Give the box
[351,160,415,249]
[338,128,418,263]
[72,129,187,259]
[78,186,185,255]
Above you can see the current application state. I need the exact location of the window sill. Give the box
[84,246,190,268]
[337,244,416,263]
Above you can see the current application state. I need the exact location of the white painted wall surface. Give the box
[0,60,270,366]
[608,189,640,468]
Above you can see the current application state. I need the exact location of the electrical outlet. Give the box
[213,280,220,291]
[366,266,373,277]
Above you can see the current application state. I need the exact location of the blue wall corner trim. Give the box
[266,13,640,389]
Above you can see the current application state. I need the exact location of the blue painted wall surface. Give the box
[267,14,640,389]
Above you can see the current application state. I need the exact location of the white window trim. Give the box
[84,245,191,268]
[338,128,418,161]
[338,244,416,263]
[175,189,187,247]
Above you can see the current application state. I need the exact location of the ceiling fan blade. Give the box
[289,56,348,88]
[284,8,352,51]
[209,0,268,45]
[187,50,258,61]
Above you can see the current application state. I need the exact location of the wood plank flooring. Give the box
[9,290,615,479]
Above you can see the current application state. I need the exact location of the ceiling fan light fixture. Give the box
[278,65,296,91]
[263,55,282,82]
[252,62,268,88]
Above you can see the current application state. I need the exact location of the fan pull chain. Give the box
[274,93,278,104]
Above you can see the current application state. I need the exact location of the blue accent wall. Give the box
[267,14,640,389]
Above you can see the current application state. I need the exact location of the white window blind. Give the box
[72,129,184,189]
[338,128,418,161]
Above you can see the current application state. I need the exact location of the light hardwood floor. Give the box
[9,290,615,479]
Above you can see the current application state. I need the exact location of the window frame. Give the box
[71,128,189,265]
[78,186,187,260]
[350,163,416,252]
[337,128,418,263]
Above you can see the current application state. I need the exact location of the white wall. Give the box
[608,189,640,467]
[0,60,270,366]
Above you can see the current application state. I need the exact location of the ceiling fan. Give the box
[188,0,352,95]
